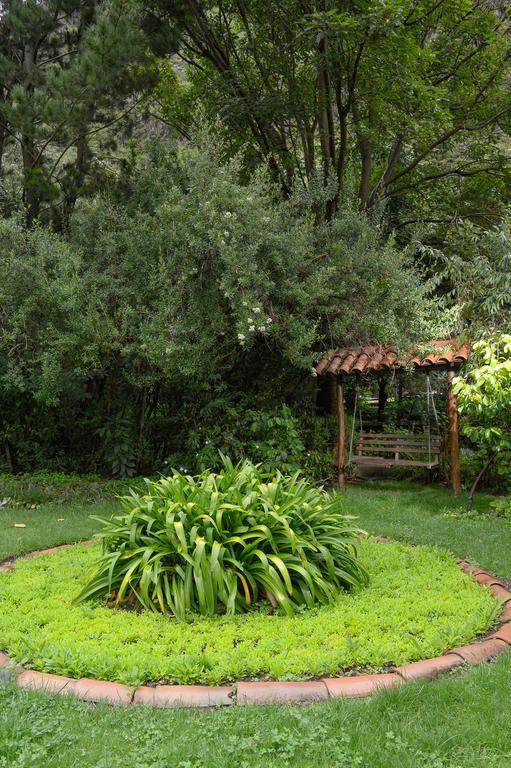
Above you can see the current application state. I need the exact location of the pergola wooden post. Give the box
[336,376,346,488]
[447,369,461,495]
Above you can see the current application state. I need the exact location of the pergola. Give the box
[315,339,471,494]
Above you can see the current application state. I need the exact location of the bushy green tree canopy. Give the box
[453,335,511,494]
[0,138,438,472]
[0,0,170,224]
[156,0,511,224]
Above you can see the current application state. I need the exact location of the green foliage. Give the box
[0,538,497,685]
[453,335,511,488]
[420,218,511,336]
[0,0,165,224]
[488,497,511,519]
[160,0,511,224]
[0,137,434,475]
[0,218,89,405]
[170,400,335,481]
[76,136,428,374]
[75,458,367,618]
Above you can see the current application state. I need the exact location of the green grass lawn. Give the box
[0,500,115,561]
[347,481,511,580]
[1,479,511,768]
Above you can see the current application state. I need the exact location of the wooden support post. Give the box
[396,375,403,428]
[377,376,388,418]
[447,369,461,495]
[327,375,338,415]
[337,376,346,488]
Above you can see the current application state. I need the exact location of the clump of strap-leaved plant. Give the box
[74,456,368,618]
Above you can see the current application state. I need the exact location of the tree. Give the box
[157,0,511,224]
[0,0,158,226]
[416,215,511,336]
[453,335,511,503]
[0,136,437,472]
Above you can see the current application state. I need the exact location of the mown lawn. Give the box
[348,481,511,579]
[0,500,115,561]
[1,479,511,768]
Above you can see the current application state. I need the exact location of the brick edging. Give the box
[1,546,510,707]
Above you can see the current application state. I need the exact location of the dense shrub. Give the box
[167,399,337,481]
[0,137,436,476]
[75,458,368,618]
[454,335,511,494]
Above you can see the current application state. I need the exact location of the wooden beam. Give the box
[447,369,461,495]
[377,376,388,417]
[337,376,346,487]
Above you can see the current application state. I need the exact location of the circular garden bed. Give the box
[0,539,500,687]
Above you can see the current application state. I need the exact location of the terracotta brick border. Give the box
[1,545,511,708]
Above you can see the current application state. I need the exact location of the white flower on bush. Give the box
[266,317,273,323]
[248,325,256,332]
[247,317,253,323]
[259,326,266,332]
[252,307,261,314]
[224,211,233,218]
[238,333,246,341]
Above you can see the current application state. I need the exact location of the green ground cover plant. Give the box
[0,538,498,685]
[1,480,511,767]
[75,459,367,618]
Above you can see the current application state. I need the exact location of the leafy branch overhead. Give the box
[158,0,511,223]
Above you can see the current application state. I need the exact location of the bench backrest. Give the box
[356,432,442,458]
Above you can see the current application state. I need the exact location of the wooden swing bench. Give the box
[350,432,442,469]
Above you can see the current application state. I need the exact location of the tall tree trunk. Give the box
[21,42,40,225]
[317,34,337,219]
[358,137,372,209]
[377,377,387,418]
[353,101,373,209]
[61,127,90,225]
[0,107,5,179]
[4,441,15,474]
[335,110,348,207]
[21,136,40,226]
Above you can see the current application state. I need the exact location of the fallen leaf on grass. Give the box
[14,523,26,528]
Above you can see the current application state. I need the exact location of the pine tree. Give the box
[0,0,162,225]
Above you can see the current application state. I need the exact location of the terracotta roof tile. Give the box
[316,339,470,376]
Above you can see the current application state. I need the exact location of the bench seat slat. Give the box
[352,431,442,470]
[358,433,442,443]
[355,445,441,456]
[351,456,440,468]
